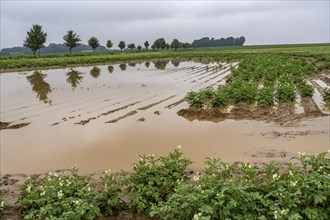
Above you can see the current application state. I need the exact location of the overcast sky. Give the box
[1,0,329,49]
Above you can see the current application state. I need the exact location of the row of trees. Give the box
[192,36,246,47]
[24,24,101,55]
[23,24,245,55]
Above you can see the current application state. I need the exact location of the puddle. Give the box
[312,85,330,114]
[294,94,305,114]
[1,60,329,174]
[315,79,329,89]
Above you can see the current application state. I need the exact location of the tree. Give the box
[127,43,136,51]
[63,30,81,54]
[23,24,47,56]
[235,36,246,46]
[137,45,142,51]
[225,37,235,46]
[88,36,99,52]
[144,41,150,51]
[171,39,180,50]
[106,40,113,51]
[153,38,166,50]
[118,41,126,51]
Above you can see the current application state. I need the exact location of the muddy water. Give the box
[1,61,329,174]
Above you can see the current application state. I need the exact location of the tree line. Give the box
[192,36,246,47]
[22,24,245,55]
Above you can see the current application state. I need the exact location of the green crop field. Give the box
[0,44,329,72]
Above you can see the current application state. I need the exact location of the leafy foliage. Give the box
[127,43,136,51]
[106,40,113,51]
[153,38,167,50]
[257,86,275,105]
[150,152,330,220]
[123,149,192,214]
[276,75,296,101]
[23,24,47,55]
[63,30,81,54]
[186,87,214,108]
[144,41,150,50]
[88,36,100,52]
[18,168,101,220]
[118,41,126,51]
[96,170,124,216]
[323,88,330,101]
[13,150,330,219]
[211,88,229,107]
[185,53,326,108]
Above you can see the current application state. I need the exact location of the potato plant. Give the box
[123,149,192,213]
[185,53,325,108]
[150,152,330,220]
[323,88,330,101]
[12,150,330,219]
[18,168,101,220]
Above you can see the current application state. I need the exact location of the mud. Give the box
[178,100,325,126]
[75,101,140,125]
[260,130,328,140]
[137,117,146,122]
[137,95,176,110]
[319,74,330,86]
[165,98,185,109]
[0,121,30,130]
[106,110,138,123]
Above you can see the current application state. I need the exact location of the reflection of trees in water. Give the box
[153,60,169,70]
[66,69,84,89]
[119,63,127,71]
[128,62,136,67]
[108,65,114,73]
[26,71,52,104]
[90,67,101,78]
[145,62,150,68]
[171,59,181,67]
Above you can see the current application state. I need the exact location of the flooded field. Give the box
[1,60,329,174]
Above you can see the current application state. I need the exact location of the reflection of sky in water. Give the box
[1,60,329,174]
[0,60,213,108]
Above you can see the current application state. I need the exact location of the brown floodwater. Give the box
[1,60,329,174]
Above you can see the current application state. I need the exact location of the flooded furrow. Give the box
[2,60,328,175]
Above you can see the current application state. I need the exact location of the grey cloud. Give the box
[1,1,329,49]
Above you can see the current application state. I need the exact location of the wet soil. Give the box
[0,121,30,130]
[177,99,325,126]
[106,110,138,123]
